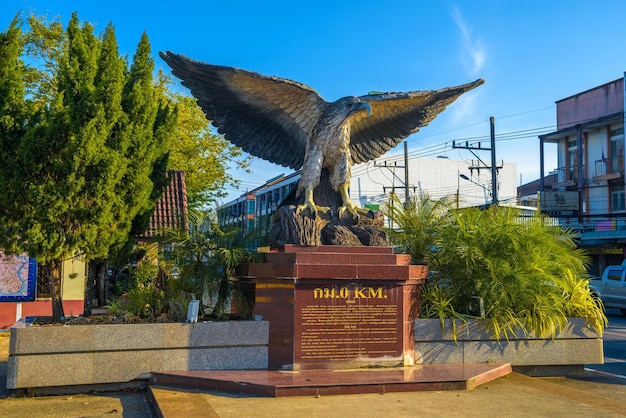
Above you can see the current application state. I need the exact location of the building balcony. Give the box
[550,166,582,188]
[593,157,623,181]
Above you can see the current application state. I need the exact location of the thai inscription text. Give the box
[296,284,401,361]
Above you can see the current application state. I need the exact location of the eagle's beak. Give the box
[356,101,371,117]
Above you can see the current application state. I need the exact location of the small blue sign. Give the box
[0,253,37,302]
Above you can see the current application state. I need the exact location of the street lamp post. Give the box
[459,174,489,205]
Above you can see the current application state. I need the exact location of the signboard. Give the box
[586,247,624,255]
[0,252,37,302]
[539,191,579,217]
[295,283,403,365]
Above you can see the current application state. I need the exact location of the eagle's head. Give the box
[330,96,371,124]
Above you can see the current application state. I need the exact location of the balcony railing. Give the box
[550,165,582,183]
[594,157,623,178]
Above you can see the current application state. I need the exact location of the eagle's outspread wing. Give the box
[161,51,484,219]
[159,51,326,170]
[349,79,484,164]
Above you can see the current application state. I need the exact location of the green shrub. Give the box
[386,195,607,339]
[127,284,164,319]
[420,284,467,342]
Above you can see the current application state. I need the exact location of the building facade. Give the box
[218,172,300,247]
[0,253,86,329]
[539,75,626,275]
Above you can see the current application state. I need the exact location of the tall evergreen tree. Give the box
[122,33,174,231]
[80,23,127,312]
[89,32,176,305]
[11,13,104,317]
[0,13,175,318]
[0,18,28,253]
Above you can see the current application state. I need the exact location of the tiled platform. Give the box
[150,363,512,397]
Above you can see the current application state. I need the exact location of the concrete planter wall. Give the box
[8,321,269,389]
[414,317,603,375]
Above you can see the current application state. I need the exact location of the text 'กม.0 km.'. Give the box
[313,286,388,300]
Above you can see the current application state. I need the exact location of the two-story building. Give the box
[539,75,626,275]
[218,172,300,248]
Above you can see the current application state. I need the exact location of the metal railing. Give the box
[551,166,582,183]
[594,157,622,177]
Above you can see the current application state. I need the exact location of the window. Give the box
[606,268,624,281]
[246,200,255,214]
[610,125,624,173]
[567,138,578,181]
[36,264,52,299]
[611,182,625,211]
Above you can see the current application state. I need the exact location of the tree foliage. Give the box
[1,11,254,319]
[97,210,256,322]
[21,13,65,107]
[0,18,28,253]
[0,13,175,263]
[384,192,453,264]
[166,93,251,208]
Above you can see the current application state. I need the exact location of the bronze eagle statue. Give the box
[160,51,483,217]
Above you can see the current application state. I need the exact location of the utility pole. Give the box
[576,125,584,223]
[453,117,501,205]
[404,141,409,206]
[456,171,460,209]
[490,116,498,205]
[377,141,414,205]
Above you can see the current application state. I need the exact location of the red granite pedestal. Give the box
[153,246,511,397]
[238,244,428,371]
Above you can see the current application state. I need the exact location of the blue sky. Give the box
[4,0,626,202]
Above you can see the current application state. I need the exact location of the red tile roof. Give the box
[139,170,189,239]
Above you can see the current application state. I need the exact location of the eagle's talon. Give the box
[296,202,330,217]
[337,184,368,220]
[338,202,367,220]
[297,188,330,217]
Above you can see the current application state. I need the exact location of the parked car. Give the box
[590,265,626,315]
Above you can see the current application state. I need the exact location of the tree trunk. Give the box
[49,260,65,320]
[91,258,111,307]
[94,259,109,307]
[83,261,94,316]
[212,275,231,319]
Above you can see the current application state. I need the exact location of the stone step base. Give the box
[149,363,512,398]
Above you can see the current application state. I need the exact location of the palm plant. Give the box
[207,224,249,318]
[164,210,220,304]
[164,209,255,319]
[386,198,607,340]
[383,192,453,264]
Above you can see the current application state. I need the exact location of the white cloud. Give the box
[451,6,485,75]
[450,92,479,122]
